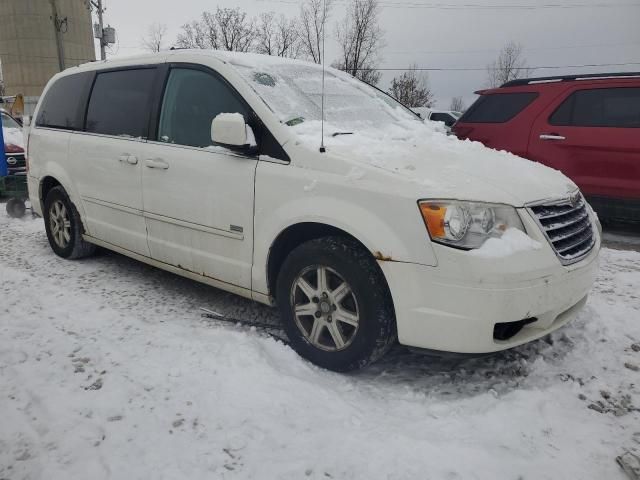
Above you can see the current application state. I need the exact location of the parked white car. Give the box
[27,50,600,371]
[412,107,461,132]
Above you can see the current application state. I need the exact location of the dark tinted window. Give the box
[36,73,92,130]
[550,87,640,128]
[158,68,249,148]
[86,68,156,138]
[430,112,456,126]
[460,92,538,123]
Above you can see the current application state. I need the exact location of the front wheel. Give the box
[43,186,96,259]
[276,236,396,372]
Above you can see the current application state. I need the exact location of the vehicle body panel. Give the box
[68,132,150,256]
[528,81,640,202]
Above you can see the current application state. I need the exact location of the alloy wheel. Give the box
[49,200,71,249]
[290,265,360,351]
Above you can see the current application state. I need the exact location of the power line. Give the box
[257,0,640,9]
[386,41,640,55]
[351,61,640,71]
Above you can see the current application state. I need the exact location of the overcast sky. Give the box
[96,0,640,109]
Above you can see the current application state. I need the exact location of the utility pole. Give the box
[49,0,66,71]
[97,0,105,61]
[91,0,107,60]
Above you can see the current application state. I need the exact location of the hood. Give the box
[3,127,25,150]
[291,119,577,207]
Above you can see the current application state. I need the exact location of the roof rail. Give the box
[501,71,640,87]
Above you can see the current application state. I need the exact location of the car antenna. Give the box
[319,0,327,153]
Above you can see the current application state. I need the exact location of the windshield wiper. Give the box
[285,117,305,126]
[331,132,354,137]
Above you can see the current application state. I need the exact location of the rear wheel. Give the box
[43,186,96,259]
[276,236,396,371]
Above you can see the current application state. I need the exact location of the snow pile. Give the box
[1,211,639,479]
[470,228,542,258]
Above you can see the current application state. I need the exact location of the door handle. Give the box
[145,158,169,170]
[118,153,139,165]
[539,133,566,141]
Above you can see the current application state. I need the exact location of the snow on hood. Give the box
[3,127,24,149]
[222,51,575,207]
[291,119,577,207]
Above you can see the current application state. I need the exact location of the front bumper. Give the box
[380,210,600,353]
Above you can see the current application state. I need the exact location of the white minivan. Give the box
[27,50,600,371]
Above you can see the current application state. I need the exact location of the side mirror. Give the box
[211,113,257,154]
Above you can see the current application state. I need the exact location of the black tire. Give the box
[43,186,96,259]
[6,198,26,218]
[276,236,396,372]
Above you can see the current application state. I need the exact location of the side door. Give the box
[68,67,158,256]
[529,85,640,201]
[141,65,258,290]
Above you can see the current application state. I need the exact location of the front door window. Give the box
[158,68,249,148]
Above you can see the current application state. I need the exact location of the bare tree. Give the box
[486,41,533,87]
[176,8,255,52]
[334,0,384,85]
[450,96,465,112]
[176,19,209,49]
[216,8,255,52]
[256,12,301,58]
[200,11,222,49]
[298,0,332,64]
[141,23,168,53]
[388,65,434,107]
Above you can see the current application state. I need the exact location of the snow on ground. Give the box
[0,210,638,480]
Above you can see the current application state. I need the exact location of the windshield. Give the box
[232,62,419,131]
[1,112,21,130]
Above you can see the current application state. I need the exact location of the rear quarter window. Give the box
[460,92,538,123]
[550,87,640,128]
[36,72,93,130]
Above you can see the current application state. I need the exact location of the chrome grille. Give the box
[5,153,27,175]
[529,194,596,265]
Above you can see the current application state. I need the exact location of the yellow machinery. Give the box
[0,94,25,119]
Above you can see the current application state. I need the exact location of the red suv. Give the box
[453,73,640,222]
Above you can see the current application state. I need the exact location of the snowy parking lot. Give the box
[1,210,639,480]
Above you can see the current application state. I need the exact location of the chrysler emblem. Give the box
[6,157,17,166]
[569,192,580,208]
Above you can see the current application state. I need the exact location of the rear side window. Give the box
[36,73,92,130]
[550,87,640,128]
[86,68,156,138]
[460,92,538,123]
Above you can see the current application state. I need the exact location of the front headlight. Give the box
[418,200,525,249]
